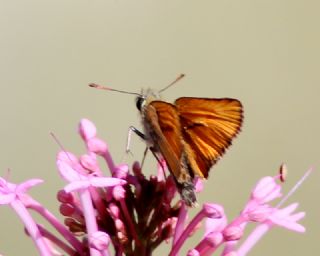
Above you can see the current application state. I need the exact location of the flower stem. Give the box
[11,200,52,256]
[170,209,206,256]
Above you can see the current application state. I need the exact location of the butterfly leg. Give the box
[139,146,167,181]
[125,126,146,154]
[149,148,167,180]
[140,146,149,169]
[125,127,167,179]
[121,126,147,162]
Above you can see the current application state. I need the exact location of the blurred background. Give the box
[0,0,319,255]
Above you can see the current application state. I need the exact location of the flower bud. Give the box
[90,231,110,251]
[223,226,243,241]
[78,118,97,141]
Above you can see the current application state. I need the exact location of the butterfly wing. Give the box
[175,97,243,178]
[144,101,192,183]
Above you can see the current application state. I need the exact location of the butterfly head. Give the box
[135,74,186,112]
[135,95,145,111]
[135,89,160,112]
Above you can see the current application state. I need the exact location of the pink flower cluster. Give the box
[0,119,311,256]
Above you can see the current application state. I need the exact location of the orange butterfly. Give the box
[90,75,243,206]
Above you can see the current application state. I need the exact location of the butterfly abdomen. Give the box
[177,180,197,207]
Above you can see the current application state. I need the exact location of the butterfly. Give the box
[89,75,243,206]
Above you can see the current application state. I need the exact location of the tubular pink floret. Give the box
[90,231,110,252]
[251,176,281,203]
[108,202,120,219]
[187,249,200,256]
[195,232,224,255]
[112,185,126,200]
[113,164,129,179]
[170,204,224,256]
[87,138,108,155]
[203,203,224,218]
[79,118,97,141]
[223,226,243,241]
[80,154,101,174]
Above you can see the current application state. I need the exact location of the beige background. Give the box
[0,0,319,255]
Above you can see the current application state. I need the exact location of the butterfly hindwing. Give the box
[145,101,192,183]
[148,101,182,159]
[175,97,243,178]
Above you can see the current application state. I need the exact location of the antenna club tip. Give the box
[279,163,288,182]
[88,83,112,91]
[88,83,97,88]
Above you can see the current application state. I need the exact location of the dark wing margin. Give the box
[175,97,243,178]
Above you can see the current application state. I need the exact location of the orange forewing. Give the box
[175,97,243,178]
[150,97,243,179]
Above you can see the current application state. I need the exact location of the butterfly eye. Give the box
[135,96,145,111]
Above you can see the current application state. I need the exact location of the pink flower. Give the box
[56,152,126,193]
[0,178,52,255]
[79,118,97,141]
[0,177,43,204]
[0,120,312,256]
[196,167,312,256]
[90,231,110,251]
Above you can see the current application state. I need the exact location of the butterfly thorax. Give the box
[135,89,163,149]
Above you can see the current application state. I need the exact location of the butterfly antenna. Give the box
[158,73,185,93]
[89,83,140,96]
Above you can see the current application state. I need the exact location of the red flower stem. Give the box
[79,189,100,256]
[11,200,52,256]
[37,225,77,256]
[28,199,84,252]
[102,151,116,174]
[172,203,187,245]
[170,209,206,256]
[119,199,141,246]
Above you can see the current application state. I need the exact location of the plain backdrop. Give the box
[0,1,319,255]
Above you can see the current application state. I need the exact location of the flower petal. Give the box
[252,176,282,203]
[274,203,299,217]
[90,177,126,187]
[57,151,78,165]
[289,211,306,222]
[205,214,227,236]
[57,160,82,182]
[0,193,15,204]
[194,177,204,193]
[267,203,306,233]
[269,217,306,233]
[17,179,44,193]
[64,180,90,193]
